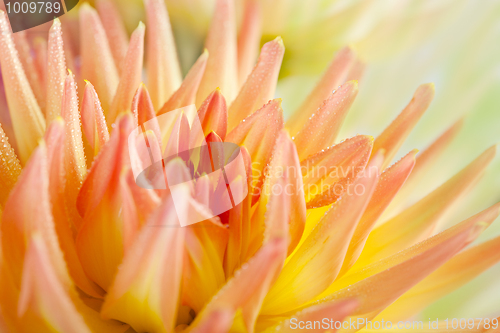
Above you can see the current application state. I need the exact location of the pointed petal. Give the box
[159,50,208,114]
[130,83,153,128]
[0,123,22,207]
[46,18,67,123]
[81,81,110,156]
[197,88,228,140]
[371,83,435,169]
[226,99,284,200]
[286,47,355,135]
[80,3,119,112]
[300,135,373,209]
[315,203,500,315]
[353,146,496,268]
[101,195,185,333]
[96,0,129,74]
[0,11,45,164]
[261,155,382,315]
[237,0,261,87]
[109,22,145,124]
[144,0,182,109]
[228,37,284,130]
[339,149,417,276]
[196,0,238,106]
[294,80,358,160]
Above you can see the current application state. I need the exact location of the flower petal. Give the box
[46,18,67,123]
[190,309,234,333]
[96,0,129,74]
[237,0,261,87]
[196,0,238,106]
[80,3,119,112]
[228,37,284,130]
[352,145,496,268]
[109,22,145,124]
[293,80,358,160]
[0,10,45,164]
[260,154,382,315]
[144,0,182,109]
[286,47,355,136]
[300,135,373,209]
[197,88,228,140]
[371,83,435,169]
[0,123,21,207]
[81,80,110,157]
[159,50,208,114]
[338,149,417,276]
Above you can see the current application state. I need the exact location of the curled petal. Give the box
[371,83,435,169]
[196,0,238,106]
[80,3,119,112]
[0,123,22,207]
[286,47,355,135]
[144,0,182,109]
[0,11,45,164]
[237,0,261,87]
[293,80,358,160]
[228,37,284,130]
[81,81,110,156]
[197,88,228,140]
[109,22,145,124]
[46,18,67,123]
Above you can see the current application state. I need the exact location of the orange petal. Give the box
[196,0,238,106]
[108,22,145,124]
[33,37,47,98]
[158,50,208,114]
[62,72,87,230]
[0,11,45,164]
[293,80,358,160]
[80,3,119,112]
[226,99,284,201]
[197,88,228,140]
[81,81,110,156]
[0,123,22,207]
[101,195,185,333]
[286,47,355,135]
[378,234,500,321]
[261,299,358,333]
[315,203,500,315]
[345,58,366,82]
[237,0,261,87]
[190,309,234,333]
[260,154,382,316]
[228,37,284,130]
[144,0,182,109]
[132,83,155,128]
[353,145,496,268]
[339,149,417,276]
[300,135,373,209]
[96,0,129,74]
[371,83,435,169]
[46,18,67,123]
[255,130,306,254]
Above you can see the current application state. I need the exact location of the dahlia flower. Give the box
[0,0,499,332]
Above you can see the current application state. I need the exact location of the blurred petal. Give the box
[371,83,435,169]
[144,0,182,109]
[237,0,261,87]
[261,154,382,315]
[0,123,21,207]
[190,309,233,333]
[286,47,356,136]
[46,18,67,123]
[228,37,284,130]
[80,3,119,112]
[81,81,110,156]
[293,80,358,160]
[196,0,238,106]
[109,22,145,124]
[197,88,228,140]
[0,11,45,164]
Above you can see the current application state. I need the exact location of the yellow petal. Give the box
[46,18,67,123]
[353,145,496,268]
[80,3,119,112]
[371,83,435,169]
[260,154,382,315]
[144,0,182,109]
[196,0,238,106]
[159,50,208,114]
[81,81,110,157]
[0,123,21,207]
[0,11,45,164]
[286,47,356,136]
[237,0,261,87]
[109,22,145,124]
[198,88,228,140]
[228,37,285,130]
[293,80,358,160]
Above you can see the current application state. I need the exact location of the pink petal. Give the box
[46,18,67,123]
